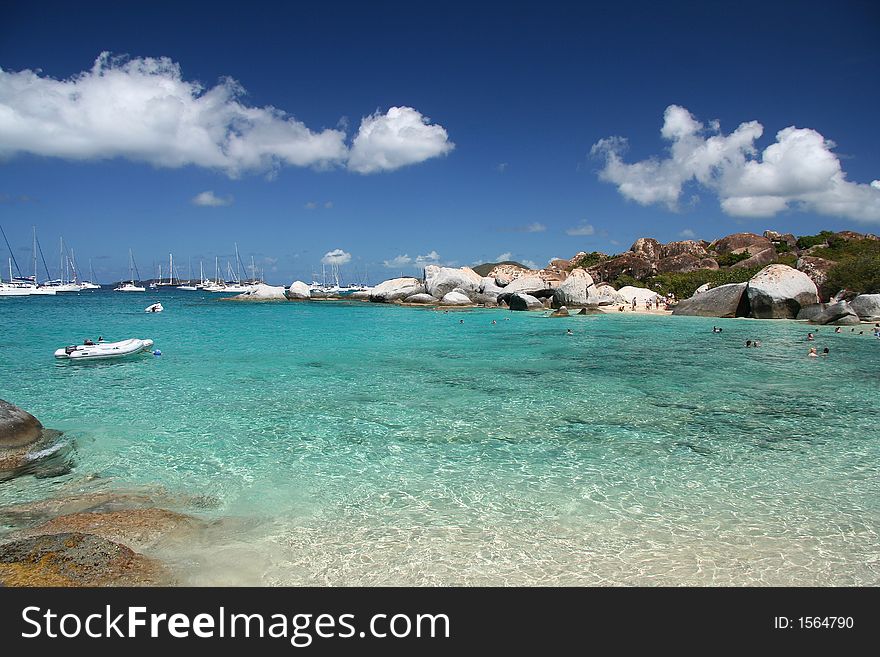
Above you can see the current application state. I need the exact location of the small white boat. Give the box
[54,338,155,361]
[115,282,146,292]
[145,302,164,313]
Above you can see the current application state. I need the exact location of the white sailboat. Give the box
[177,257,197,290]
[28,227,56,295]
[80,259,101,289]
[0,258,32,296]
[45,237,81,292]
[203,257,227,292]
[115,249,146,292]
[220,243,253,293]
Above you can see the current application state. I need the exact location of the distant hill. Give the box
[472,260,528,277]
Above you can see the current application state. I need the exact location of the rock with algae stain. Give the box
[0,532,170,586]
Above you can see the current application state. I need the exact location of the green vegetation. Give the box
[812,238,880,296]
[616,267,764,299]
[774,253,798,267]
[824,257,880,296]
[774,241,791,253]
[796,230,842,250]
[810,236,880,263]
[569,251,609,269]
[714,250,751,267]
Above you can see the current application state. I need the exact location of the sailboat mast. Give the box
[33,226,37,283]
[169,253,173,285]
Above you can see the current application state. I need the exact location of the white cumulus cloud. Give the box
[414,250,441,266]
[191,190,232,206]
[321,248,351,265]
[565,222,595,236]
[592,105,880,223]
[495,252,512,261]
[383,254,412,268]
[0,54,454,178]
[347,106,454,174]
[679,228,696,238]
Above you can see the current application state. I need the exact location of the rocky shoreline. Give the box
[225,228,879,325]
[0,399,217,586]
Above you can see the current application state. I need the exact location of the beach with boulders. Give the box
[226,228,880,327]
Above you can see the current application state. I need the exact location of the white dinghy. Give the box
[145,302,164,313]
[54,338,155,361]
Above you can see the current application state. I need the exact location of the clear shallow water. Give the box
[1,289,878,585]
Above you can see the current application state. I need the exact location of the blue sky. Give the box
[1,0,878,284]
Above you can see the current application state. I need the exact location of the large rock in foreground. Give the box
[1,399,43,449]
[0,533,168,586]
[1,399,72,481]
[851,294,880,321]
[369,277,425,302]
[672,283,749,318]
[425,266,482,299]
[747,264,819,319]
[286,281,311,299]
[551,268,594,308]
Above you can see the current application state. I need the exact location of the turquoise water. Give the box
[1,289,878,585]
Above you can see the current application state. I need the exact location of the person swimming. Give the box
[808,347,818,358]
[754,340,761,347]
[807,332,815,341]
[822,347,829,355]
[566,329,573,335]
[712,326,723,333]
[745,340,752,347]
[491,320,497,325]
[835,327,841,333]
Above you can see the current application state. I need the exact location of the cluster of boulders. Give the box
[582,229,876,292]
[673,263,877,324]
[359,264,663,312]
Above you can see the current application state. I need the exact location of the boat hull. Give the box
[54,338,154,361]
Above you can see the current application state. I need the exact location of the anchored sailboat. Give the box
[115,249,146,292]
